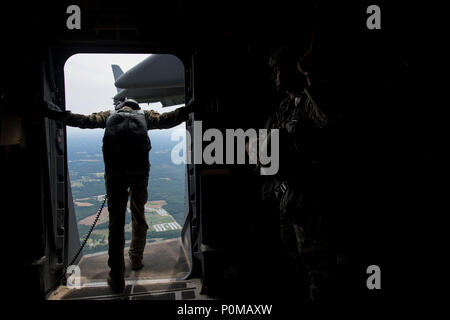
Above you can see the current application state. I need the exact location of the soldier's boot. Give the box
[129,227,147,271]
[107,271,125,293]
[308,270,328,303]
[129,249,144,271]
[309,273,320,302]
[130,257,144,271]
[107,259,125,293]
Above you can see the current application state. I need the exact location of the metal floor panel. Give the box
[78,238,189,282]
[49,278,210,300]
[47,238,209,300]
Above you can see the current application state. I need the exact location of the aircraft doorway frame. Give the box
[41,46,198,294]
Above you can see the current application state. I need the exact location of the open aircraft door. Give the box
[181,50,201,280]
[35,47,81,297]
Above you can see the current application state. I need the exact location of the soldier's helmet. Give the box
[269,46,305,92]
[115,98,140,111]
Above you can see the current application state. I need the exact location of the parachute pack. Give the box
[102,108,151,176]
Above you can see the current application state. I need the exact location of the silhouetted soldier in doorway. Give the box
[43,98,194,292]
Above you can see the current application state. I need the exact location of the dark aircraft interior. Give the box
[0,0,440,309]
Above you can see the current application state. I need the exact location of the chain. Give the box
[44,194,107,297]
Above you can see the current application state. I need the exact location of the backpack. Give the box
[102,108,151,176]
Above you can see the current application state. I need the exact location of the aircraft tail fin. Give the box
[111,65,124,93]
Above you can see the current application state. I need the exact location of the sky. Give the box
[64,53,185,136]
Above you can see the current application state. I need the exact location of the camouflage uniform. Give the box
[58,106,190,130]
[263,85,332,301]
[48,106,191,276]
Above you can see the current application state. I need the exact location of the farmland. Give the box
[68,130,186,255]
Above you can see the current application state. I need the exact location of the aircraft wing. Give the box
[113,86,185,107]
[112,54,185,107]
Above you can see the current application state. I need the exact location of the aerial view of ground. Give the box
[68,130,186,255]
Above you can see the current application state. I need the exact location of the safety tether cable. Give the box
[44,194,107,297]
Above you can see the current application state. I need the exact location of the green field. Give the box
[68,131,186,255]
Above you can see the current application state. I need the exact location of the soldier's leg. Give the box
[279,185,312,298]
[105,175,129,279]
[293,192,330,303]
[128,174,149,266]
[279,209,301,264]
[300,214,330,303]
[263,179,298,260]
[279,184,304,265]
[279,209,310,299]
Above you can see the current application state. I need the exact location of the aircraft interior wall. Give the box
[0,0,437,306]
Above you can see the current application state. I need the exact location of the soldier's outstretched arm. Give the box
[62,111,110,129]
[42,100,110,129]
[145,100,195,130]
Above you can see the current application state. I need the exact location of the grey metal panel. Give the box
[181,165,192,274]
[115,54,184,89]
[112,54,185,107]
[67,174,82,265]
[113,86,185,106]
